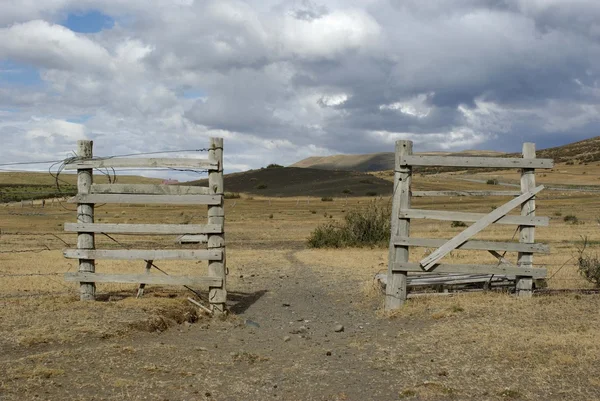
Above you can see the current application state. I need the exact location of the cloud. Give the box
[1,0,600,176]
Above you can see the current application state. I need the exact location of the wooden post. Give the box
[385,140,412,310]
[207,138,226,314]
[517,143,535,297]
[77,140,95,301]
[137,260,153,298]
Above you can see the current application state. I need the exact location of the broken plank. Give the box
[392,262,547,278]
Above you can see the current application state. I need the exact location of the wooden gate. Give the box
[386,140,553,310]
[62,138,227,314]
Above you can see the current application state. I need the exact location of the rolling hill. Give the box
[291,150,504,172]
[187,166,393,197]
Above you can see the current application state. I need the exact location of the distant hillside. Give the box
[535,136,600,163]
[291,150,504,172]
[187,167,392,197]
[291,136,600,172]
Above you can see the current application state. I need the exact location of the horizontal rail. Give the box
[176,234,208,243]
[64,157,218,170]
[392,262,546,278]
[91,184,210,195]
[65,272,222,286]
[392,237,550,254]
[398,209,549,226]
[64,249,222,260]
[412,190,521,197]
[64,223,222,235]
[400,155,553,169]
[68,194,221,205]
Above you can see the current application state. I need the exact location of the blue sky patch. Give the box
[182,89,207,99]
[62,10,114,33]
[0,61,43,87]
[67,114,93,124]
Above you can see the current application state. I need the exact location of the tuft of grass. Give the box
[451,221,467,228]
[342,189,352,194]
[365,191,378,197]
[321,196,333,202]
[486,178,499,185]
[564,214,579,224]
[307,201,390,248]
[224,192,241,199]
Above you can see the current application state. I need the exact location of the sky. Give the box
[0,0,599,178]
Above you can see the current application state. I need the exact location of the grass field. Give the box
[1,166,600,400]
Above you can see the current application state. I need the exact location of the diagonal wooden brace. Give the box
[419,185,544,271]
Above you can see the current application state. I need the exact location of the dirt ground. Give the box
[2,172,600,400]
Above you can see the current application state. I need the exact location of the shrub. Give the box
[359,179,371,184]
[451,221,467,228]
[269,214,274,219]
[554,211,563,217]
[224,192,241,199]
[266,163,283,168]
[486,178,499,185]
[342,189,353,194]
[256,184,268,190]
[321,196,333,202]
[365,191,378,197]
[564,215,579,224]
[310,210,317,214]
[577,239,600,287]
[307,201,390,248]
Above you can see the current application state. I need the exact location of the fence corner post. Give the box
[77,140,95,301]
[516,142,536,298]
[385,140,412,310]
[207,137,226,314]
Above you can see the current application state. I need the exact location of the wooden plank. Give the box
[392,237,550,254]
[65,272,222,286]
[517,143,537,297]
[400,155,553,169]
[64,223,222,235]
[419,185,544,270]
[398,209,548,226]
[63,249,222,261]
[177,234,208,244]
[91,184,210,195]
[488,250,515,266]
[386,140,412,310]
[207,137,226,314]
[393,262,546,278]
[76,140,95,301]
[68,193,221,205]
[64,157,218,170]
[412,190,521,197]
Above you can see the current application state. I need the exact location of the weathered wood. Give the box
[64,223,222,235]
[398,209,548,226]
[400,155,553,169]
[207,137,226,314]
[91,184,211,195]
[65,272,222,286]
[68,193,221,205]
[177,234,208,244]
[392,237,550,254]
[64,157,218,170]
[419,185,544,270]
[187,297,213,314]
[76,140,95,301]
[412,190,521,197]
[488,250,515,266]
[64,249,222,261]
[393,262,546,278]
[137,260,153,298]
[517,143,536,297]
[386,140,411,310]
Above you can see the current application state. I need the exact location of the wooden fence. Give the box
[385,140,553,310]
[62,138,227,313]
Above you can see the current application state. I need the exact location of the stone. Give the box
[334,324,344,333]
